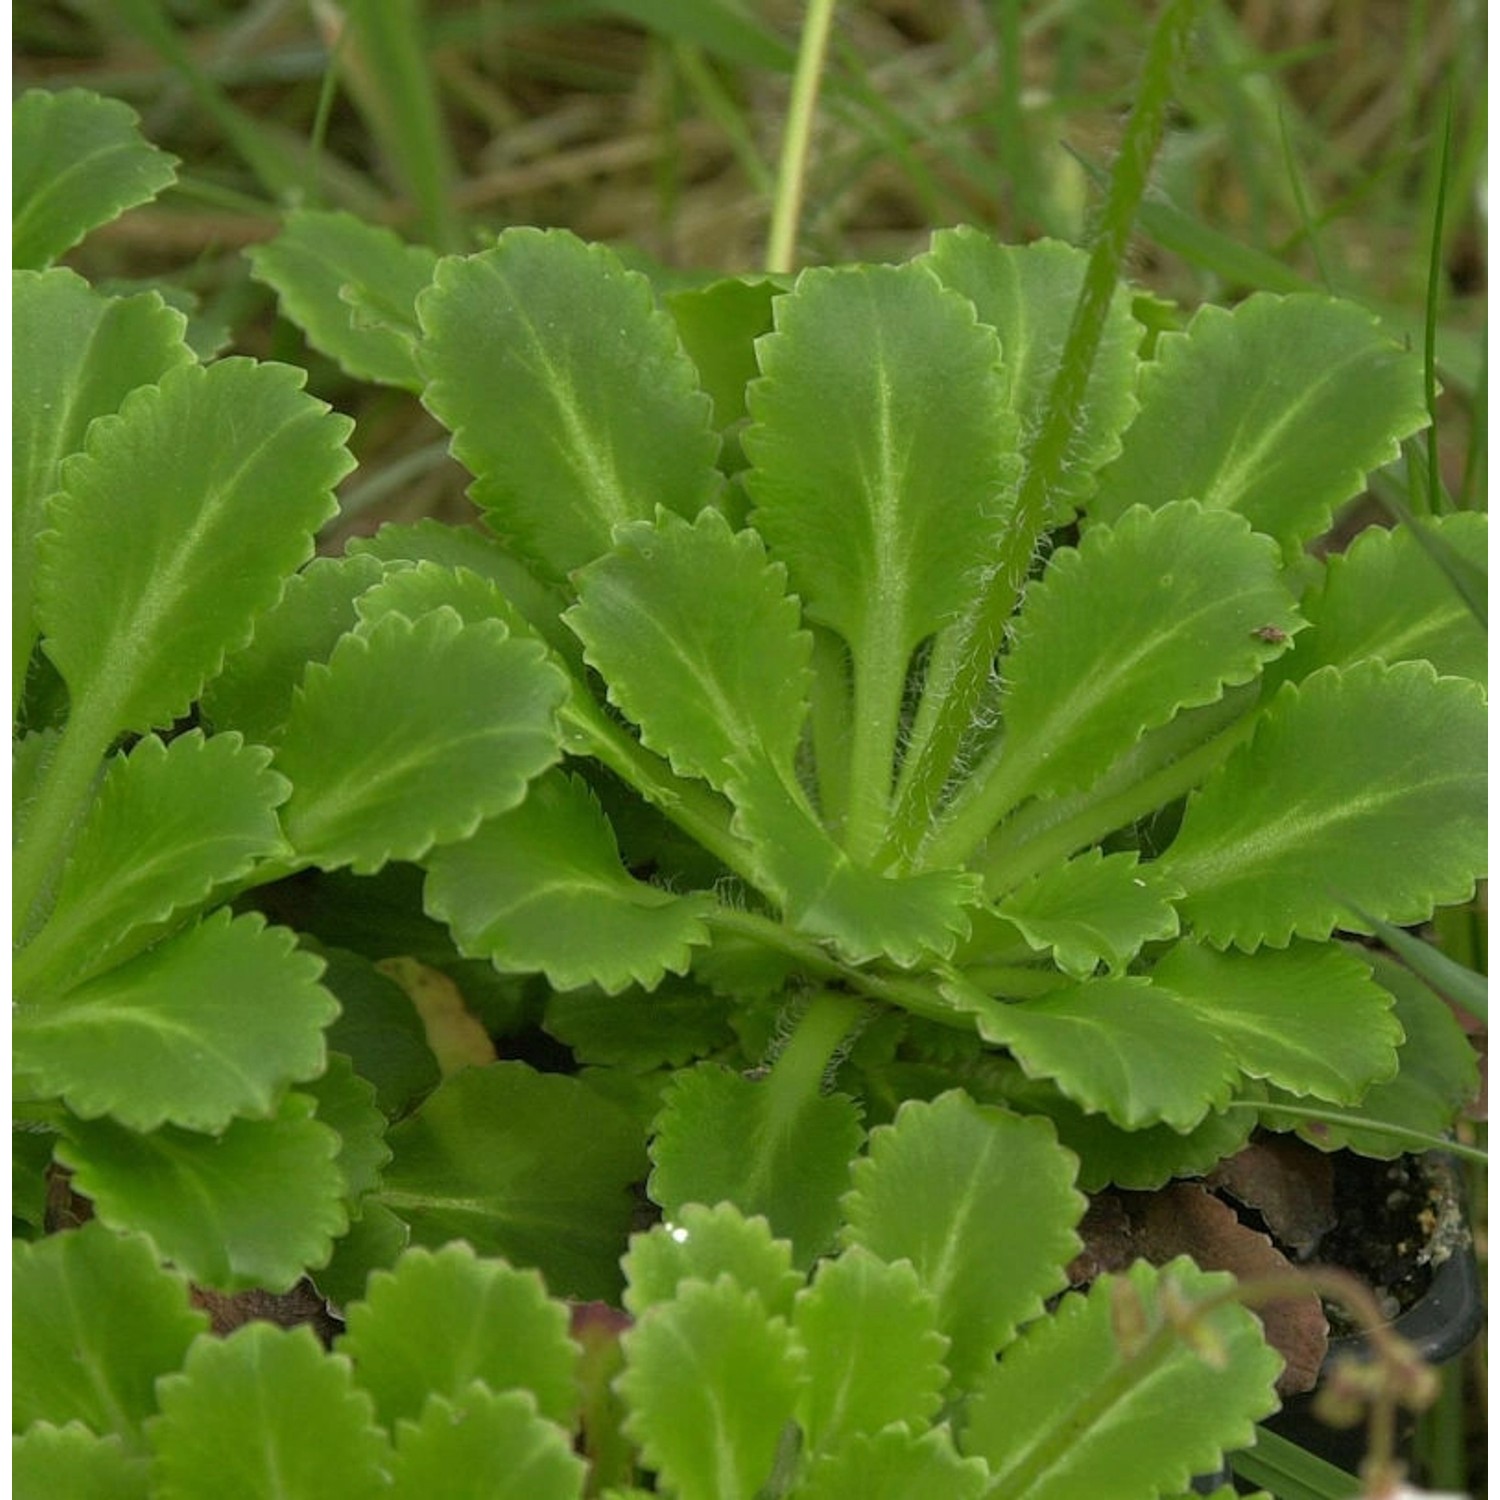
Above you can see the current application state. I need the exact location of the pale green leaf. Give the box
[388,1386,586,1500]
[338,1243,578,1429]
[923,228,1140,519]
[274,609,566,873]
[665,275,783,437]
[15,910,335,1134]
[617,1275,801,1500]
[1163,662,1486,948]
[623,1202,801,1321]
[423,769,714,995]
[352,558,524,634]
[37,358,354,739]
[148,1324,388,1500]
[58,1093,348,1293]
[417,227,721,583]
[12,1223,206,1444]
[841,1090,1083,1388]
[799,1426,989,1500]
[13,729,60,850]
[995,849,1183,978]
[13,1422,150,1500]
[993,502,1299,805]
[1291,513,1487,682]
[247,209,438,390]
[947,974,1239,1131]
[13,89,178,270]
[649,1061,864,1269]
[1090,294,1429,549]
[302,1053,391,1203]
[1150,940,1401,1104]
[201,552,389,743]
[376,1062,648,1301]
[959,1258,1282,1500]
[793,1245,949,1455]
[15,732,290,1000]
[544,978,735,1073]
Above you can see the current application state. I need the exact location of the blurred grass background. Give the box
[13,1,1487,1490]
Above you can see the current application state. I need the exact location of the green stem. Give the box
[1226,1102,1488,1167]
[766,989,866,1112]
[885,0,1203,867]
[842,645,906,865]
[807,626,853,837]
[766,0,838,274]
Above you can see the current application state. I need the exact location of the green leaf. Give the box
[13,270,192,692]
[274,609,566,873]
[417,227,721,583]
[13,89,178,270]
[37,357,354,739]
[793,1245,949,1455]
[13,1422,151,1500]
[622,1202,802,1321]
[841,1090,1083,1388]
[58,1093,348,1292]
[302,1053,391,1203]
[1089,294,1429,550]
[665,275,783,437]
[1150,940,1401,1104]
[376,1063,648,1301]
[995,849,1183,978]
[338,1243,578,1429]
[923,228,1141,519]
[148,1324,389,1500]
[544,978,735,1072]
[247,209,438,391]
[15,910,335,1134]
[990,502,1298,806]
[201,552,389,744]
[649,1061,864,1270]
[949,975,1239,1131]
[617,1275,801,1500]
[1347,906,1486,1023]
[15,732,290,1000]
[12,1223,206,1444]
[313,1201,411,1310]
[1162,662,1486,948]
[1291,513,1487,682]
[959,1258,1282,1500]
[387,1386,587,1500]
[12,1124,55,1231]
[799,1426,989,1500]
[424,769,714,995]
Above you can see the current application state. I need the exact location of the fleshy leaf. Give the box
[302,1053,392,1203]
[922,228,1140,519]
[15,732,290,1000]
[799,1426,989,1500]
[417,227,721,582]
[995,849,1183,978]
[1291,513,1487,682]
[375,1062,648,1301]
[13,89,178,270]
[1151,940,1401,1104]
[58,1093,348,1292]
[948,974,1240,1132]
[12,1223,207,1444]
[992,502,1299,805]
[13,1422,151,1500]
[622,1202,802,1321]
[424,769,714,994]
[1162,661,1486,948]
[274,609,566,873]
[387,1386,586,1500]
[37,358,354,739]
[841,1090,1083,1387]
[959,1258,1282,1499]
[201,552,389,743]
[649,1061,864,1269]
[617,1275,801,1500]
[148,1324,389,1500]
[338,1244,578,1429]
[544,978,735,1073]
[247,209,438,390]
[1089,293,1428,550]
[793,1245,949,1454]
[15,910,335,1134]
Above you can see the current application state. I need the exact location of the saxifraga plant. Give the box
[12,77,1483,1500]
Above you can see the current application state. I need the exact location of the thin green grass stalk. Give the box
[1277,102,1335,292]
[672,40,776,197]
[1414,1356,1469,1493]
[766,0,839,274]
[1222,1102,1489,1168]
[990,0,1031,230]
[889,0,1205,871]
